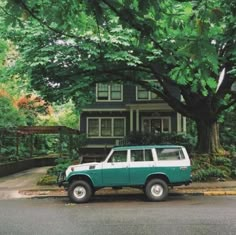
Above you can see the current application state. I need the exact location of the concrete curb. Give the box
[18,188,236,199]
[203,191,236,196]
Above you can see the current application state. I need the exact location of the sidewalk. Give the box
[1,167,236,199]
[19,180,236,198]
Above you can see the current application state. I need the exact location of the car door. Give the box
[102,150,129,186]
[129,149,156,185]
[156,147,191,183]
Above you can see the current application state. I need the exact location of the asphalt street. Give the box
[0,167,236,235]
[0,196,236,235]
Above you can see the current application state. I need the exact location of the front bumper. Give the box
[57,171,69,188]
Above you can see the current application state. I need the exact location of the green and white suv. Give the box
[58,145,192,203]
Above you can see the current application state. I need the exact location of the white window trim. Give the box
[141,116,171,133]
[87,117,126,138]
[96,83,123,102]
[136,80,160,101]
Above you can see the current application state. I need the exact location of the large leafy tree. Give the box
[1,0,236,153]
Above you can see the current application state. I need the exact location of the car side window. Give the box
[108,151,127,163]
[131,150,153,162]
[156,148,185,161]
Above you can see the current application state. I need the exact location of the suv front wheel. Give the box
[145,179,168,201]
[68,180,92,203]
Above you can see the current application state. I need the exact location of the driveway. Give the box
[0,167,53,199]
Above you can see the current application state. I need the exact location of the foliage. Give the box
[219,105,236,153]
[1,0,236,153]
[15,94,53,125]
[124,132,196,153]
[0,39,8,72]
[38,100,79,129]
[41,134,87,184]
[37,175,57,185]
[47,157,73,176]
[0,95,25,127]
[191,154,235,182]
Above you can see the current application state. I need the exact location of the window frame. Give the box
[130,149,154,162]
[108,150,128,163]
[136,80,159,101]
[96,83,123,102]
[156,148,185,161]
[87,117,126,138]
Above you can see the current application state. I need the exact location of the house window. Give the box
[137,86,149,100]
[97,83,122,101]
[111,84,122,100]
[97,84,109,100]
[88,119,99,137]
[136,81,159,101]
[101,119,112,137]
[87,117,126,138]
[114,119,125,136]
[142,117,171,133]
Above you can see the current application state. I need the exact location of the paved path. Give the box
[0,167,56,199]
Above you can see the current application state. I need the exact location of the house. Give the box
[79,81,186,157]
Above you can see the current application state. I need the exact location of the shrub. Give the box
[191,154,234,182]
[124,132,196,152]
[47,157,72,176]
[37,175,57,185]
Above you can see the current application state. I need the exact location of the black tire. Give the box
[68,180,92,203]
[145,179,168,201]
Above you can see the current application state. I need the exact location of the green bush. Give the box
[47,157,72,176]
[192,167,226,182]
[191,154,234,182]
[124,132,196,152]
[37,175,57,185]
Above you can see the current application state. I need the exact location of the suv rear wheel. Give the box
[145,179,168,201]
[68,180,92,203]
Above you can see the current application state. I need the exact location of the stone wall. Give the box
[0,157,56,177]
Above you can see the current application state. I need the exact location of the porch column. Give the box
[177,113,182,133]
[183,116,187,132]
[130,109,133,132]
[136,109,140,132]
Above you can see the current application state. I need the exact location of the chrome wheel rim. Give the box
[73,186,86,199]
[151,184,163,197]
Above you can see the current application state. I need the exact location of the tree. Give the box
[38,100,80,129]
[1,0,236,153]
[0,90,25,127]
[15,94,53,125]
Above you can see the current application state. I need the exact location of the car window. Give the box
[108,151,127,163]
[131,149,153,162]
[156,148,185,161]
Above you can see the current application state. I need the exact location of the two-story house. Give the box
[80,82,186,156]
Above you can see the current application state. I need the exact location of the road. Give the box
[0,196,236,235]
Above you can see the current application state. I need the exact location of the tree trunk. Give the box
[195,120,221,154]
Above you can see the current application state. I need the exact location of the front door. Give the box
[142,118,161,133]
[142,117,171,133]
[102,150,129,186]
